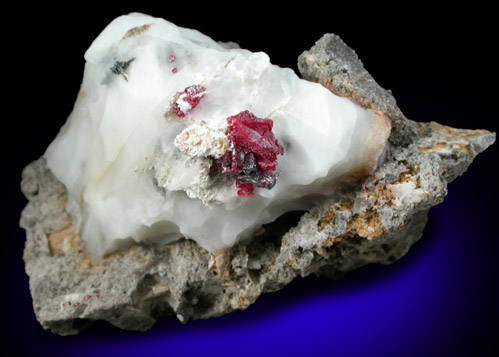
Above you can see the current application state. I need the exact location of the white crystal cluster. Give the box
[44,13,391,260]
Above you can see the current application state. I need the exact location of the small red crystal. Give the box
[174,85,206,118]
[169,52,176,63]
[172,67,178,74]
[227,111,283,163]
[236,181,254,197]
[215,111,283,197]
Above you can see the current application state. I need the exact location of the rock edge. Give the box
[20,34,495,335]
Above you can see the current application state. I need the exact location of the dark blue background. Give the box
[5,5,497,356]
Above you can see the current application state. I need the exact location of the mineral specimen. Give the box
[43,13,390,260]
[20,14,495,335]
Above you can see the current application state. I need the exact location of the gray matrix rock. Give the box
[20,33,495,335]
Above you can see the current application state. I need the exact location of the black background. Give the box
[4,4,498,356]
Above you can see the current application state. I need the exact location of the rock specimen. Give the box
[43,13,390,260]
[20,14,495,335]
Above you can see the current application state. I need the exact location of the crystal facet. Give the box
[213,110,283,196]
[174,84,206,118]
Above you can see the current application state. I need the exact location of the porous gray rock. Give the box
[19,34,495,335]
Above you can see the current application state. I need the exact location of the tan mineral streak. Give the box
[47,223,79,256]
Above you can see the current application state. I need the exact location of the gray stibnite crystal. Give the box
[20,32,495,335]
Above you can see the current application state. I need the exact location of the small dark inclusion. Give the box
[110,58,136,82]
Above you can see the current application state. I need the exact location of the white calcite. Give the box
[44,13,391,260]
[174,123,229,159]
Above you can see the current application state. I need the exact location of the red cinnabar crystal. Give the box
[174,85,206,118]
[215,111,283,197]
[235,181,254,197]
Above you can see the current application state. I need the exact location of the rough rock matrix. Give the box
[20,33,495,335]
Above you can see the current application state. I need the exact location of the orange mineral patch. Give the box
[47,223,79,256]
[318,209,335,231]
[346,210,384,240]
[420,142,448,153]
[430,122,489,140]
[318,199,354,232]
[454,143,472,158]
[420,141,472,157]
